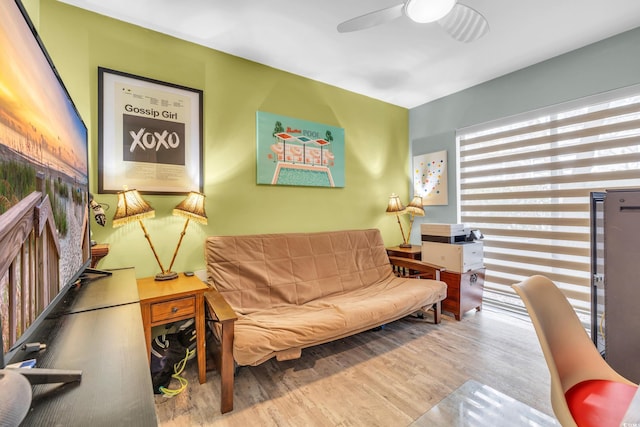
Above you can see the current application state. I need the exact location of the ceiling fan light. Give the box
[405,0,456,23]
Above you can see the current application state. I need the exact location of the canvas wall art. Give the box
[413,150,448,205]
[256,111,345,188]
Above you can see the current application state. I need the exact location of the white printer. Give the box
[420,223,484,273]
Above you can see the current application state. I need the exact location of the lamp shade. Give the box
[386,193,406,215]
[173,191,208,224]
[0,369,31,426]
[406,195,425,217]
[112,188,155,227]
[405,0,456,23]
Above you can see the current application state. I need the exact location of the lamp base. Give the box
[399,243,413,248]
[155,271,179,281]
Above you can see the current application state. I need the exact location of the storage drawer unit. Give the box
[440,268,485,320]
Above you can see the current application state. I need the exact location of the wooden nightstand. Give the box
[137,273,209,384]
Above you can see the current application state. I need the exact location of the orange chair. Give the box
[512,275,638,427]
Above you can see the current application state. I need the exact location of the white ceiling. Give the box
[59,0,640,109]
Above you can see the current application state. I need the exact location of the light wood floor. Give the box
[154,308,554,426]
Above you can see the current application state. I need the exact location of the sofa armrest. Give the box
[388,256,445,280]
[205,289,237,323]
[204,290,237,414]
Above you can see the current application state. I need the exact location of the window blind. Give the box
[457,87,640,318]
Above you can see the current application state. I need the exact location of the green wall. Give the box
[31,0,410,278]
[409,25,640,235]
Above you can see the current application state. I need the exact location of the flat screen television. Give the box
[0,0,91,367]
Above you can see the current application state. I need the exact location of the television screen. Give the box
[0,0,90,362]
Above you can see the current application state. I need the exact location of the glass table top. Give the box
[409,380,560,427]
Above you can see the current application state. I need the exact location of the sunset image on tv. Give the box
[0,0,89,350]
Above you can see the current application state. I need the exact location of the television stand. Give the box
[9,268,157,426]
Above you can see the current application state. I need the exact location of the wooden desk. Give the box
[11,268,157,426]
[70,267,139,313]
[90,243,110,268]
[137,274,208,384]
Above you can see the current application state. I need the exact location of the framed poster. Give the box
[98,67,203,194]
[256,111,345,188]
[413,150,448,205]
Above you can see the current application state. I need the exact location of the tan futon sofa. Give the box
[204,228,447,413]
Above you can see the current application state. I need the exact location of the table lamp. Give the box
[386,193,409,247]
[112,187,176,281]
[167,191,208,274]
[405,195,425,246]
[0,369,31,426]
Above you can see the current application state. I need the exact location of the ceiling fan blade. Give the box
[438,3,489,43]
[337,3,405,33]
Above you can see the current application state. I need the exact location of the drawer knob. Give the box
[171,307,178,313]
[470,273,478,285]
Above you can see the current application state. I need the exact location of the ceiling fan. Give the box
[337,0,489,43]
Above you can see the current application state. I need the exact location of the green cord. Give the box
[159,347,196,397]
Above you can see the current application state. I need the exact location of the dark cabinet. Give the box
[440,268,485,321]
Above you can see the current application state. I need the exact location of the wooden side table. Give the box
[386,245,431,277]
[386,245,422,260]
[90,243,110,268]
[137,273,209,384]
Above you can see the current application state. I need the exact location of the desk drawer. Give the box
[150,296,195,323]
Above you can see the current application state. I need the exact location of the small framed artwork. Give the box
[98,67,203,194]
[256,111,345,188]
[413,150,448,205]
